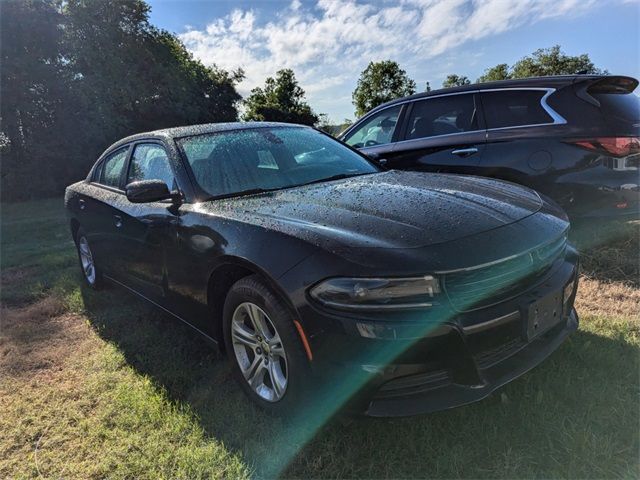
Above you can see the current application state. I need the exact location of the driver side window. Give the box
[344,105,402,148]
[127,143,175,190]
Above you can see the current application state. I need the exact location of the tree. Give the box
[477,64,510,83]
[0,0,67,199]
[243,69,319,126]
[1,0,243,201]
[510,45,606,78]
[477,46,606,84]
[352,61,416,117]
[442,74,471,88]
[317,116,353,137]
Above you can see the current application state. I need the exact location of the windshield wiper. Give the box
[298,172,372,188]
[206,187,282,201]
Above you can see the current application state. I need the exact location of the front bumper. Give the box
[299,250,579,417]
[366,309,577,416]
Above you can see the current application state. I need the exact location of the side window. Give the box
[344,105,402,148]
[481,90,553,129]
[99,148,129,188]
[127,143,175,189]
[405,94,478,141]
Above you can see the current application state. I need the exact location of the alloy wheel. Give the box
[78,236,96,285]
[231,302,288,402]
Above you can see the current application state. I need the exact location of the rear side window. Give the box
[405,94,478,140]
[127,143,175,189]
[481,90,553,129]
[99,148,128,188]
[592,93,640,123]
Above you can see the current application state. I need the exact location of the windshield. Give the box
[178,127,379,199]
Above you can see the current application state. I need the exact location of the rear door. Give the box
[83,146,131,274]
[479,89,565,194]
[388,92,486,173]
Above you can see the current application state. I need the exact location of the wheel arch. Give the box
[206,256,299,349]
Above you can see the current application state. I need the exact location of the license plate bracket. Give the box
[525,291,563,340]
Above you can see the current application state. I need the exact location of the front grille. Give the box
[444,234,567,312]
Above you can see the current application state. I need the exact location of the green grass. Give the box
[1,198,638,478]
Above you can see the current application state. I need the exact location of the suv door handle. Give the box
[113,215,123,228]
[451,147,479,157]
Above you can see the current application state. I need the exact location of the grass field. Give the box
[1,198,638,478]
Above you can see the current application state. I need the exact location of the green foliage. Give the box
[477,63,511,83]
[0,0,243,202]
[317,116,353,137]
[511,45,606,78]
[442,74,471,88]
[243,69,319,126]
[352,60,416,117]
[477,46,606,83]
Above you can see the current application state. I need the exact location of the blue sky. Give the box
[147,0,640,122]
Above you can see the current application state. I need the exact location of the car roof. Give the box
[105,121,309,153]
[367,75,607,114]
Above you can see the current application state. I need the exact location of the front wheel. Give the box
[75,228,103,289]
[223,275,309,415]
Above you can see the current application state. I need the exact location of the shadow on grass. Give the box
[80,281,639,479]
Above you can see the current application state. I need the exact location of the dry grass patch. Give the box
[0,296,85,378]
[0,287,248,478]
[576,277,640,319]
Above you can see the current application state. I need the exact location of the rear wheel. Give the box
[75,228,103,289]
[223,275,309,414]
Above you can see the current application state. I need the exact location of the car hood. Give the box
[202,170,543,250]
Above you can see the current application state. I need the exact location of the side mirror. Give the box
[125,180,179,204]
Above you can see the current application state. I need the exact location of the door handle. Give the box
[79,199,86,210]
[451,147,479,157]
[113,215,123,228]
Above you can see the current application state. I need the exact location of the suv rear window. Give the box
[592,93,640,122]
[481,90,553,129]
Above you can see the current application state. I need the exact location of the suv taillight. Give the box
[570,137,640,157]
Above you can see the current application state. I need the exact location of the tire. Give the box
[74,227,103,289]
[223,274,309,415]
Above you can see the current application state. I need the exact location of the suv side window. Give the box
[481,90,553,129]
[344,105,402,148]
[99,147,129,188]
[127,143,175,189]
[405,94,478,140]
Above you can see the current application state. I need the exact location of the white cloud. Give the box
[179,0,601,120]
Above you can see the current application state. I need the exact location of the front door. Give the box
[342,104,405,162]
[387,92,487,174]
[117,142,179,300]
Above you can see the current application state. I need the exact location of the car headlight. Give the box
[309,276,441,311]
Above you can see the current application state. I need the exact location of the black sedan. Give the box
[340,75,640,220]
[65,122,579,416]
